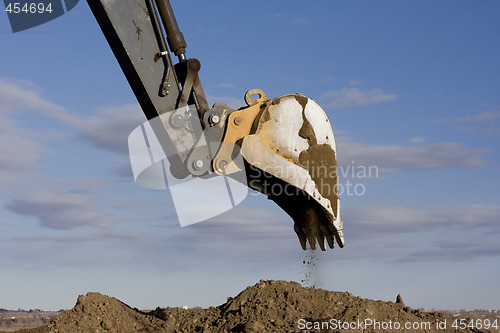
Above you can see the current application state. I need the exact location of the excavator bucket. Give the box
[242,94,344,250]
[213,90,344,251]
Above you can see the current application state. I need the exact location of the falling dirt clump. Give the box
[10,280,494,333]
[301,249,322,288]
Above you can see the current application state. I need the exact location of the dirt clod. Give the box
[396,294,405,307]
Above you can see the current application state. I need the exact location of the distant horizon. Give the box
[1,287,500,313]
[2,286,500,312]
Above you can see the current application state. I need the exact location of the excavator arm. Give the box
[87,0,344,250]
[88,0,210,178]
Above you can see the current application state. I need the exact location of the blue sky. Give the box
[1,1,500,311]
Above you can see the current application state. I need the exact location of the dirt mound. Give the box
[45,292,168,333]
[9,280,492,333]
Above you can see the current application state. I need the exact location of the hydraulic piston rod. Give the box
[154,0,187,60]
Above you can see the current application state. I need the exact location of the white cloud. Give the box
[3,229,152,271]
[0,113,46,184]
[48,104,146,153]
[343,204,500,261]
[206,94,244,110]
[348,79,363,87]
[320,76,336,83]
[162,202,500,263]
[321,87,397,109]
[439,110,500,136]
[0,79,54,184]
[404,236,500,262]
[1,77,146,154]
[215,83,236,89]
[13,229,147,244]
[0,78,64,114]
[444,110,500,123]
[409,137,426,144]
[337,136,485,172]
[346,204,500,234]
[189,205,291,240]
[162,204,298,259]
[294,17,311,26]
[6,191,118,230]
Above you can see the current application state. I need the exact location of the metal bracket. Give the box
[212,89,270,175]
[176,58,209,121]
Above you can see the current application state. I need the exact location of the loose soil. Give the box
[2,280,497,333]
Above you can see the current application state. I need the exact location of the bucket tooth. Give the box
[294,224,308,251]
